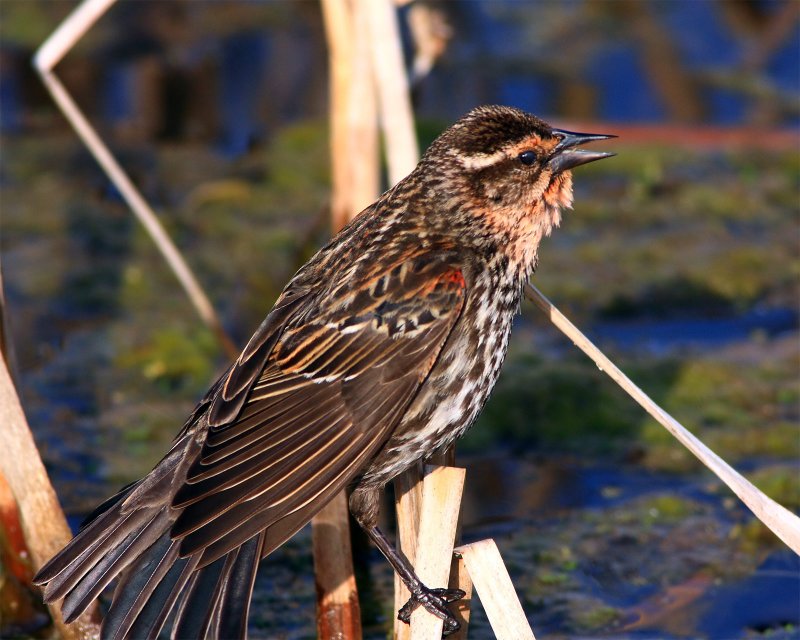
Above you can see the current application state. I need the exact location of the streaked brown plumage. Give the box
[33,105,614,637]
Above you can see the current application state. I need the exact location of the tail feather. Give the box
[34,434,268,638]
[61,511,169,623]
[203,552,237,639]
[170,554,229,639]
[104,536,186,640]
[36,497,143,593]
[217,533,262,639]
[123,552,198,640]
[40,510,156,608]
[166,532,262,640]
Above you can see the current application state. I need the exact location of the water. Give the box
[456,455,800,640]
[698,552,800,639]
[591,307,799,354]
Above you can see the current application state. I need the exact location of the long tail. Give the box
[33,436,263,640]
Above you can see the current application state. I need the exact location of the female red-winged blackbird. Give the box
[34,105,613,638]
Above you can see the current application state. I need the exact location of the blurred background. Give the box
[1,1,798,638]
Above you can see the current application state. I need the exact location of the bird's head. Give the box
[419,105,614,272]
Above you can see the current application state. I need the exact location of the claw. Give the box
[397,586,466,635]
[434,587,466,603]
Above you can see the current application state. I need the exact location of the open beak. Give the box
[549,128,616,173]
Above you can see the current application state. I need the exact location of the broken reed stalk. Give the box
[396,468,536,640]
[445,555,474,640]
[455,540,536,640]
[393,463,424,640]
[407,466,465,639]
[391,465,481,640]
[523,282,800,554]
[393,446,459,639]
[33,0,238,360]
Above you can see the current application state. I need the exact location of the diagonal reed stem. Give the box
[33,0,238,360]
[523,281,800,555]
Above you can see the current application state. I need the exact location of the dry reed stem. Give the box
[393,462,424,640]
[455,540,536,640]
[312,491,363,639]
[0,351,101,639]
[347,0,380,219]
[408,466,465,639]
[0,266,28,589]
[33,0,117,72]
[445,555,473,640]
[33,0,238,360]
[315,0,382,636]
[524,282,800,554]
[320,0,353,232]
[0,267,37,626]
[364,0,419,184]
[322,0,379,229]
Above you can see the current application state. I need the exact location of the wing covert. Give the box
[207,285,311,427]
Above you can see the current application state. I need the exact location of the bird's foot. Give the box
[398,586,466,635]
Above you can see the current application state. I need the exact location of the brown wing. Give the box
[170,254,466,566]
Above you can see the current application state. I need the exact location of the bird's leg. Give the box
[349,486,465,635]
[365,524,465,634]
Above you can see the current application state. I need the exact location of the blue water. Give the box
[591,307,798,354]
[698,552,800,638]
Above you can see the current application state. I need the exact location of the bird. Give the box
[33,105,614,638]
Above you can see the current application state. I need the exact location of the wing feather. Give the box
[171,254,467,567]
[35,249,468,637]
[173,407,350,514]
[207,286,311,427]
[205,382,310,447]
[197,393,343,475]
[199,391,334,466]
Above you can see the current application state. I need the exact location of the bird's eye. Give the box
[518,150,537,166]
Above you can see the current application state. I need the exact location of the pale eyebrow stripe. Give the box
[459,148,508,170]
[459,136,550,171]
